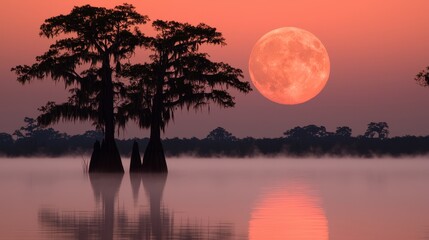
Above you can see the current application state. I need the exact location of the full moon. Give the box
[249,27,330,105]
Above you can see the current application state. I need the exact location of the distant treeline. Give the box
[1,118,428,157]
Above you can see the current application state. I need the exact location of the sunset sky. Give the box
[1,0,429,139]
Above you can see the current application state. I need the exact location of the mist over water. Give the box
[1,157,429,239]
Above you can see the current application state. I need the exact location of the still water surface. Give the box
[1,157,429,240]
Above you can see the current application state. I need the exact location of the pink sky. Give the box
[1,0,429,138]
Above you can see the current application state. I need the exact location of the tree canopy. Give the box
[11,4,149,172]
[120,20,252,172]
[335,126,352,137]
[284,125,329,139]
[364,122,389,139]
[121,20,251,129]
[12,4,148,130]
[206,127,236,141]
[415,66,429,87]
[10,5,253,172]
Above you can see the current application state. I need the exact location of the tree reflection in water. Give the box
[38,174,234,240]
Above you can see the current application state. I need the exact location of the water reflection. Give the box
[249,185,328,240]
[38,173,234,240]
[4,158,429,240]
[39,174,124,240]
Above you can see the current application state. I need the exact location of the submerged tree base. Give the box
[142,138,168,173]
[129,141,143,172]
[89,140,124,173]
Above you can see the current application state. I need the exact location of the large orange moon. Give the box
[249,27,330,105]
[249,188,329,240]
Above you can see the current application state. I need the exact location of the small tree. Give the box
[11,4,149,172]
[11,117,69,155]
[13,117,67,141]
[415,66,429,87]
[121,20,252,172]
[335,126,352,137]
[364,122,389,139]
[284,125,328,139]
[206,127,236,141]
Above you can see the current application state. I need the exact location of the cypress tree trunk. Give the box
[99,139,123,172]
[88,140,101,172]
[89,56,124,173]
[129,141,142,172]
[142,95,168,173]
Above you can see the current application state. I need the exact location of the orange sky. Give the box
[1,0,429,138]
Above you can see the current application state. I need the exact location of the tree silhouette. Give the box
[0,133,13,144]
[12,117,38,139]
[13,117,67,141]
[415,66,429,87]
[335,126,352,137]
[0,133,13,154]
[39,174,234,240]
[39,174,124,240]
[121,20,252,172]
[10,117,69,156]
[284,125,328,139]
[11,4,149,172]
[206,127,236,141]
[364,122,389,139]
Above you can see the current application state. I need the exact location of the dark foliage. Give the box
[415,66,429,87]
[364,122,389,139]
[284,124,329,139]
[120,20,252,172]
[2,122,429,158]
[335,126,352,137]
[206,127,236,141]
[11,4,150,172]
[11,4,148,129]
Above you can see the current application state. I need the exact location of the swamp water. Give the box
[1,157,429,240]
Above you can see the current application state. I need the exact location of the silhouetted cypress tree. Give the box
[11,4,149,172]
[121,20,252,172]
